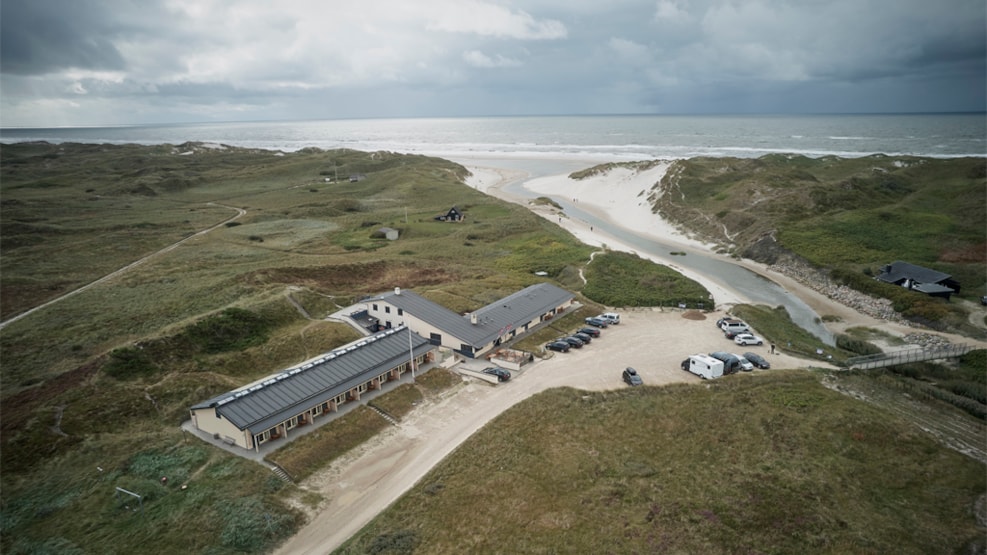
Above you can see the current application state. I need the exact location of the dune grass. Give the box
[337,371,985,554]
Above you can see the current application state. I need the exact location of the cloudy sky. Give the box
[2,0,984,127]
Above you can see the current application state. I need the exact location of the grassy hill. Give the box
[337,371,985,554]
[2,143,982,554]
[646,154,986,330]
[0,142,708,554]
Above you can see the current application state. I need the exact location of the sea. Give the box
[1,113,984,161]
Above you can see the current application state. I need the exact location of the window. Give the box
[372,303,378,311]
[385,306,391,314]
[397,308,403,315]
[429,332,442,345]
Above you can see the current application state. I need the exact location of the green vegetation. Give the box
[2,143,983,554]
[654,155,986,332]
[338,372,985,554]
[831,267,977,333]
[0,143,603,554]
[268,371,460,482]
[876,349,987,421]
[582,251,712,308]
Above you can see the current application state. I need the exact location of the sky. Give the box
[1,0,985,127]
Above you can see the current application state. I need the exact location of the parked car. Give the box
[482,367,512,382]
[709,351,743,375]
[734,333,764,346]
[562,336,585,348]
[578,327,601,338]
[573,332,593,344]
[546,341,570,353]
[622,367,643,386]
[736,356,755,372]
[585,317,609,328]
[599,312,621,325]
[719,319,750,334]
[743,352,770,369]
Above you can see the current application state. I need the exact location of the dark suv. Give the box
[622,367,643,386]
[482,367,512,382]
[546,341,570,352]
[578,327,601,338]
[562,336,585,348]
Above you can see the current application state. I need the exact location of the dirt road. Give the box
[274,308,813,555]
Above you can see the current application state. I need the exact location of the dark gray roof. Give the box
[876,261,952,285]
[192,326,432,433]
[371,282,574,348]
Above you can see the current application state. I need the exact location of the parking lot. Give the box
[516,308,808,390]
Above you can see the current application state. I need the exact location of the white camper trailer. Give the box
[686,354,724,379]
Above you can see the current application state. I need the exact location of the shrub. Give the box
[180,308,272,353]
[835,334,883,356]
[103,347,160,380]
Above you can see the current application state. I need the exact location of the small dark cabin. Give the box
[875,261,960,300]
[434,206,464,222]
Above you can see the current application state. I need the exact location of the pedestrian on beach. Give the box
[770,343,776,354]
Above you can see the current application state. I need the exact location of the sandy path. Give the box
[0,202,246,330]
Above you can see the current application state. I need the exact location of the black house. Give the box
[434,206,464,222]
[875,261,960,300]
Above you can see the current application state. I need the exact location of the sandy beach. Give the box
[460,160,749,306]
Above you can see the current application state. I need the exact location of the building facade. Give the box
[189,326,434,450]
[364,282,576,358]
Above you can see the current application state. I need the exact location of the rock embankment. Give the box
[768,260,903,323]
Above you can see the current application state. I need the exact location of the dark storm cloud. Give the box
[0,0,132,74]
[0,0,984,126]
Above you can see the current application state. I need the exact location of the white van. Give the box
[719,319,749,334]
[599,312,620,325]
[682,354,723,379]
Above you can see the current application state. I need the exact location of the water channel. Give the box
[456,157,835,345]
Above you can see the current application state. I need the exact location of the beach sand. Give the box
[462,161,745,305]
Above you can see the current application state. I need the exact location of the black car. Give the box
[562,336,585,348]
[584,317,609,328]
[573,332,593,344]
[482,367,512,382]
[723,328,744,340]
[578,327,601,338]
[743,352,770,369]
[546,341,570,353]
[622,367,643,386]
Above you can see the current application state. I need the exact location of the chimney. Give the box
[395,287,401,296]
[470,313,477,325]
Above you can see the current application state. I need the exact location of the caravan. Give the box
[682,354,724,379]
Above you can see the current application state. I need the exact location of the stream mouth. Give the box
[457,157,835,346]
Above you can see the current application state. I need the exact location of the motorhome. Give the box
[683,354,724,379]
